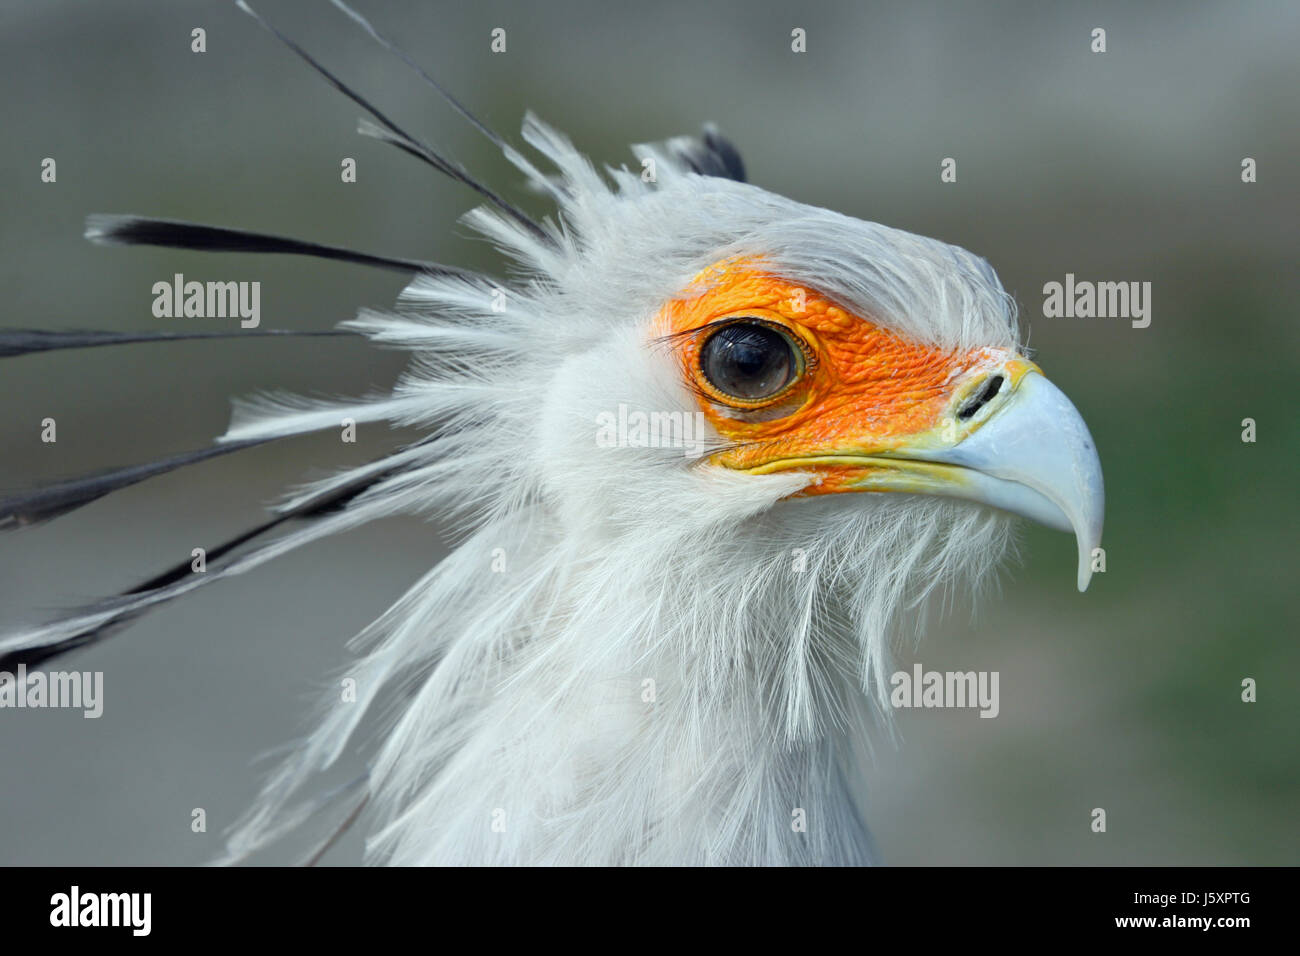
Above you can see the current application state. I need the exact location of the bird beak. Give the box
[885,371,1106,592]
[748,366,1105,591]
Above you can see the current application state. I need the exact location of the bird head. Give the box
[457,116,1102,584]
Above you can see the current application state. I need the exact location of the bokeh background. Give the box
[0,0,1295,865]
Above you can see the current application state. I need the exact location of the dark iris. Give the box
[699,321,798,401]
[957,374,1005,420]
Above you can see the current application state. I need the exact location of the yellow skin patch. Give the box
[657,259,1036,494]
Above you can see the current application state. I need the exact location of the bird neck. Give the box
[370,510,878,865]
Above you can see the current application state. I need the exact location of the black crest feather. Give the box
[235,1,552,246]
[86,214,468,277]
[0,328,354,360]
[0,439,271,532]
[667,124,747,182]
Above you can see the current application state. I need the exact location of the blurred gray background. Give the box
[0,0,1296,865]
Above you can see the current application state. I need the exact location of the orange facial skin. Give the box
[657,258,1021,492]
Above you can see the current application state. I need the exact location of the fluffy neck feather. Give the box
[362,510,852,864]
[337,489,1008,865]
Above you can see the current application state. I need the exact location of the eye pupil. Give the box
[700,321,797,401]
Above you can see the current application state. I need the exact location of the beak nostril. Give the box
[957,374,1005,420]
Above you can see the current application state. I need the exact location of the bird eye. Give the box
[699,320,802,403]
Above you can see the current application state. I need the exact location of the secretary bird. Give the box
[0,1,1103,866]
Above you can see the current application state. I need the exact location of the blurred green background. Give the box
[0,0,1295,864]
